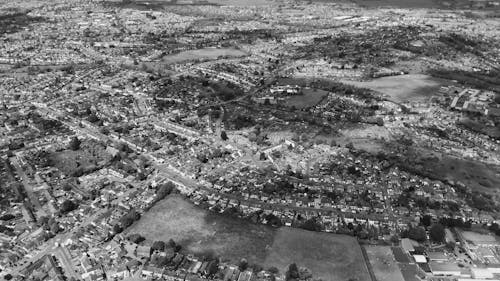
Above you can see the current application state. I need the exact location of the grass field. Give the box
[127,195,371,281]
[460,230,500,245]
[264,228,371,281]
[125,195,276,264]
[207,0,275,6]
[342,74,442,103]
[364,245,405,281]
[284,88,329,109]
[336,124,392,153]
[420,154,500,194]
[161,48,247,64]
[349,0,500,9]
[351,0,442,8]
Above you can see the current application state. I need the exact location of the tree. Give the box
[127,234,145,244]
[408,226,427,242]
[113,224,123,234]
[60,200,78,214]
[4,274,12,280]
[152,241,166,252]
[120,209,141,227]
[250,263,263,273]
[168,239,176,248]
[62,181,73,192]
[429,223,446,243]
[421,215,432,227]
[259,152,267,161]
[286,263,299,281]
[268,267,279,274]
[300,218,322,232]
[0,214,15,221]
[390,234,400,244]
[156,182,175,200]
[264,213,282,227]
[68,136,81,151]
[50,222,61,233]
[207,258,220,276]
[238,258,248,271]
[299,267,313,280]
[221,131,228,141]
[174,244,182,252]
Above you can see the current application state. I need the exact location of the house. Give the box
[237,271,253,281]
[413,255,427,264]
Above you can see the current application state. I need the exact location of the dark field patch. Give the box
[284,88,329,109]
[0,12,45,35]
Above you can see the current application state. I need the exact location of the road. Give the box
[7,180,143,279]
[9,157,47,217]
[36,104,395,221]
[54,246,80,280]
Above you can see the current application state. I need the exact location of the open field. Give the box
[349,0,500,9]
[352,0,444,8]
[336,124,391,153]
[161,48,247,64]
[127,195,371,280]
[264,228,371,281]
[460,230,500,245]
[125,195,276,264]
[342,74,443,103]
[364,245,405,281]
[418,154,500,194]
[399,264,421,281]
[284,88,329,109]
[207,0,276,5]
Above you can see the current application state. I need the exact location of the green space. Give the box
[125,194,276,264]
[342,74,443,103]
[284,88,329,109]
[264,228,371,281]
[349,0,500,9]
[364,245,405,281]
[161,48,248,64]
[460,230,500,245]
[429,69,500,92]
[126,195,371,281]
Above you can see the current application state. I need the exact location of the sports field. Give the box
[364,245,405,281]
